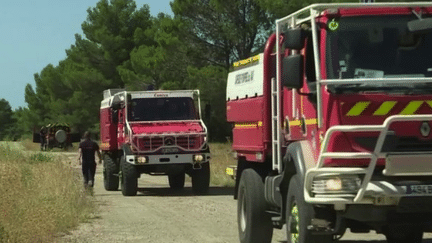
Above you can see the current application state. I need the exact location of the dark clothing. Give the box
[79,139,99,187]
[79,139,100,164]
[82,162,97,187]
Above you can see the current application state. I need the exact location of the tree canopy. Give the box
[0,99,16,140]
[7,0,419,141]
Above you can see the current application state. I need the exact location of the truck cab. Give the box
[100,89,210,196]
[227,2,432,243]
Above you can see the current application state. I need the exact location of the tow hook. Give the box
[193,162,202,170]
[307,218,332,232]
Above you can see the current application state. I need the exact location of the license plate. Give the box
[384,154,432,176]
[162,148,179,154]
[406,185,432,195]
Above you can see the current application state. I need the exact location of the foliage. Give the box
[17,0,422,142]
[187,65,230,141]
[22,0,154,135]
[171,0,272,69]
[0,99,17,140]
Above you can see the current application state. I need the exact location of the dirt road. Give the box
[43,149,430,243]
[2,142,430,242]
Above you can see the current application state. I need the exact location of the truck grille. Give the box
[132,135,204,152]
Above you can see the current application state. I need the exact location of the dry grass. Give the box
[20,138,80,153]
[21,138,236,187]
[20,138,41,151]
[0,144,95,243]
[209,143,236,187]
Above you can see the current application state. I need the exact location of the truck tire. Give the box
[384,226,423,243]
[191,162,210,195]
[237,168,273,243]
[286,175,333,243]
[168,172,185,190]
[120,156,138,196]
[103,154,119,191]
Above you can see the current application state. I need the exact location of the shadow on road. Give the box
[340,240,432,243]
[136,186,234,197]
[278,238,432,243]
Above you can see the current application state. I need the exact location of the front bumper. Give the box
[125,153,211,165]
[305,114,432,210]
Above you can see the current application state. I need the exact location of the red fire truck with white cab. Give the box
[227,2,432,243]
[100,89,210,196]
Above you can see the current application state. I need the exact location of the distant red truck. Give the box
[99,89,210,196]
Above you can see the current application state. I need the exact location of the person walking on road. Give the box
[78,131,102,188]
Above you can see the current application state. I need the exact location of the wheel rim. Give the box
[240,189,247,232]
[290,203,300,243]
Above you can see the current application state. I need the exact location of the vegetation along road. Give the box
[55,149,432,243]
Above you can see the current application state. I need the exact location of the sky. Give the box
[0,0,173,110]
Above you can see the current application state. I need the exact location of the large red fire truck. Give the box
[100,89,210,196]
[227,2,432,243]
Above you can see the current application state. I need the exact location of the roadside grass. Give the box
[20,138,80,153]
[20,138,40,151]
[0,144,95,242]
[21,138,235,187]
[209,143,236,187]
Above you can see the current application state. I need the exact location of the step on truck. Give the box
[100,89,210,196]
[227,2,432,242]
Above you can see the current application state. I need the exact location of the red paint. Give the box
[130,122,203,134]
[100,91,207,155]
[226,34,276,162]
[228,6,432,167]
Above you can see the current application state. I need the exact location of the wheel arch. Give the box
[234,156,272,199]
[279,141,314,222]
[121,143,133,157]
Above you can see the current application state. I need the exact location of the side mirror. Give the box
[111,109,119,124]
[284,28,306,50]
[282,54,304,89]
[408,18,432,33]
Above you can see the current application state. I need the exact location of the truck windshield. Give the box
[326,14,432,93]
[128,97,198,121]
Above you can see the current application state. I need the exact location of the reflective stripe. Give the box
[289,119,317,126]
[400,101,423,115]
[373,101,397,116]
[234,121,263,128]
[346,101,371,116]
[305,119,318,125]
[290,120,301,126]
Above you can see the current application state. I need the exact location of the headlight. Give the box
[312,175,361,194]
[326,178,342,191]
[137,156,148,164]
[194,154,204,162]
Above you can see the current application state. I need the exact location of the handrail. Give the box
[305,114,432,204]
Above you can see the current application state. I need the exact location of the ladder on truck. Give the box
[271,77,282,173]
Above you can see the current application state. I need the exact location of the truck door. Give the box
[283,35,319,147]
